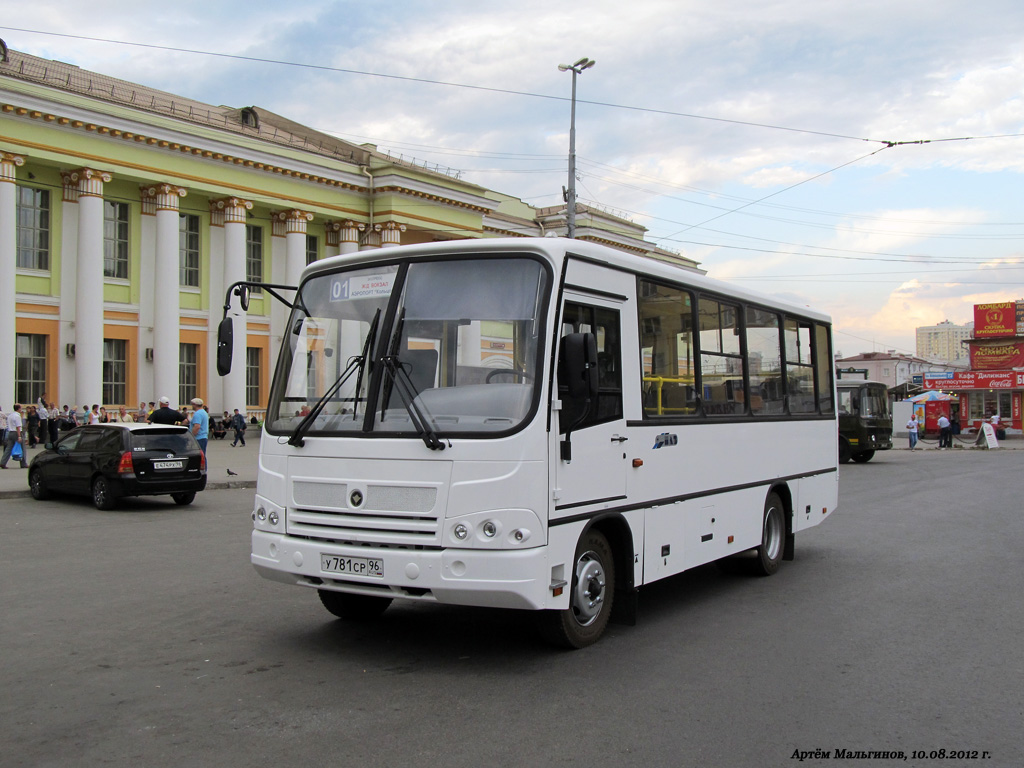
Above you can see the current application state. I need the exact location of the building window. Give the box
[179,343,198,405]
[179,214,200,287]
[246,347,261,408]
[246,224,263,293]
[16,186,51,270]
[306,234,319,266]
[15,333,47,405]
[103,201,130,279]
[103,339,127,405]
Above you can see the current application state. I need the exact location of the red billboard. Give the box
[974,302,1017,338]
[970,340,1024,369]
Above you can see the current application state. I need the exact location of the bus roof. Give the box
[304,237,833,324]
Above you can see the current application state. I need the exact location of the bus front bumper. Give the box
[251,530,561,611]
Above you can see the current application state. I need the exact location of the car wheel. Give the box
[318,589,392,619]
[753,492,785,576]
[537,529,615,649]
[171,491,196,505]
[92,476,118,510]
[29,469,50,500]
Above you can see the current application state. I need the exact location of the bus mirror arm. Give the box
[217,280,299,377]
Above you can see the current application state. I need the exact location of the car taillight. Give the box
[200,451,206,471]
[117,451,134,474]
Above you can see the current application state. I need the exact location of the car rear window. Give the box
[130,430,198,453]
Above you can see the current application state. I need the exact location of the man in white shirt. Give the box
[1,404,28,469]
[937,414,951,449]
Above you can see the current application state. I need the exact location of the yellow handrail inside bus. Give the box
[642,375,696,415]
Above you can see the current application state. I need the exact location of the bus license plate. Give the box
[321,555,384,578]
[153,460,184,470]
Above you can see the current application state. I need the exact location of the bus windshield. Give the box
[860,386,889,418]
[265,256,549,438]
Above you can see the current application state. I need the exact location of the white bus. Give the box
[220,238,838,648]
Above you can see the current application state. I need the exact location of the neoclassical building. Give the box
[1,43,697,415]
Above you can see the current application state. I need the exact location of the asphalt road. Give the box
[2,449,1021,768]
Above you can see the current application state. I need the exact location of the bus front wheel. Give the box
[753,492,785,576]
[537,529,616,649]
[838,439,851,464]
[318,589,392,620]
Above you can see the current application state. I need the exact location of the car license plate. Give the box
[321,554,384,578]
[153,460,184,470]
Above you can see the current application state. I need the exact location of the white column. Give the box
[276,209,314,288]
[68,168,112,407]
[324,221,342,259]
[0,152,24,409]
[214,197,252,415]
[360,224,382,251]
[380,221,406,248]
[142,184,187,403]
[340,221,364,255]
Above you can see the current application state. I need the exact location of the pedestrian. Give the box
[937,414,951,449]
[89,404,101,425]
[230,408,247,447]
[98,406,110,423]
[48,403,59,446]
[1,404,28,469]
[212,411,228,440]
[906,413,919,451]
[113,405,135,424]
[136,401,148,422]
[148,396,185,425]
[37,392,48,445]
[26,405,40,448]
[189,398,209,455]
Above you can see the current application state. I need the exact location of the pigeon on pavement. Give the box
[226,468,238,476]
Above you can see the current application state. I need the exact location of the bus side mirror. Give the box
[563,332,598,400]
[236,284,251,312]
[217,317,233,376]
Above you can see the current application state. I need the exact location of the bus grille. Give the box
[290,480,439,545]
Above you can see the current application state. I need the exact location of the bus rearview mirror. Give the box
[564,332,598,400]
[217,317,233,376]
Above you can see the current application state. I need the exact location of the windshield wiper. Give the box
[380,355,446,451]
[288,308,381,447]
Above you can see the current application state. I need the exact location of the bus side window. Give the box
[559,302,622,433]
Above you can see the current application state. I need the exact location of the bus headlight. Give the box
[446,509,542,549]
[253,496,284,531]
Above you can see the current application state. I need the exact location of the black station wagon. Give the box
[28,423,207,509]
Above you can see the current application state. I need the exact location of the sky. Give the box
[5,0,1024,357]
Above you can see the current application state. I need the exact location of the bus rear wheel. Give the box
[753,492,784,576]
[851,450,875,463]
[537,529,615,649]
[318,589,392,620]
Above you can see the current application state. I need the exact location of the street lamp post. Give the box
[558,57,595,239]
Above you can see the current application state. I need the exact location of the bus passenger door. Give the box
[553,296,628,515]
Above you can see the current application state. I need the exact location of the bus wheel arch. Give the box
[590,514,637,627]
[764,484,795,566]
